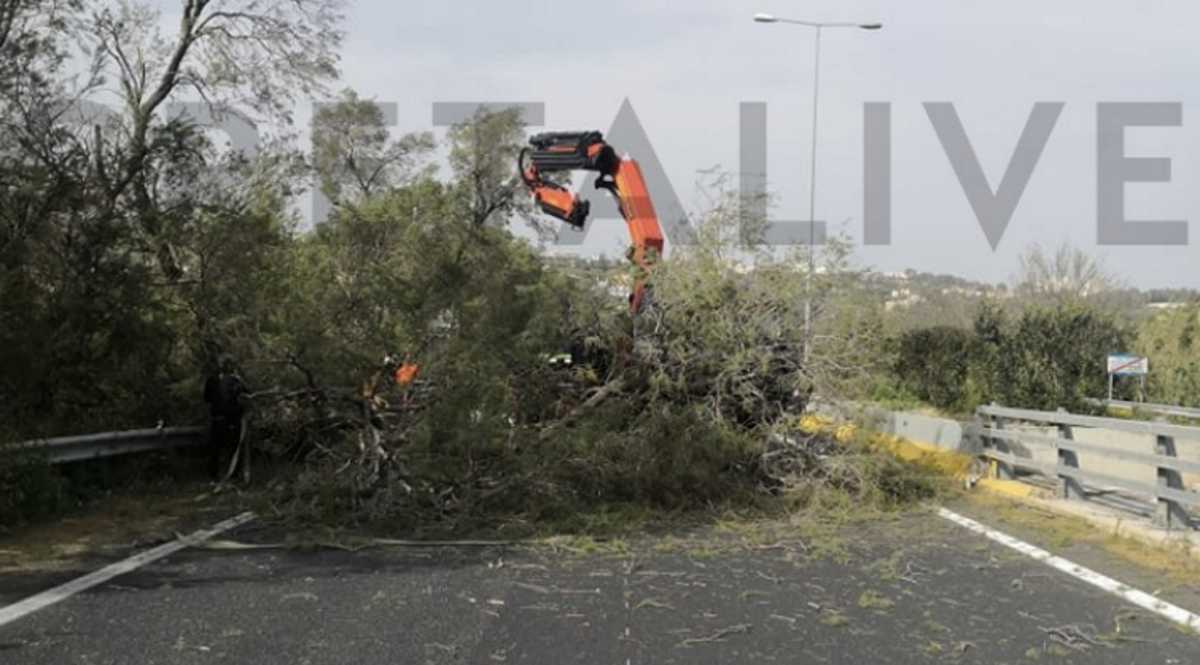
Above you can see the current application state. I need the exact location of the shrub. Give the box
[990,305,1128,411]
[888,301,1131,414]
[1136,305,1200,407]
[0,453,69,527]
[893,326,974,411]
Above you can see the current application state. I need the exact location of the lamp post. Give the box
[753,13,881,362]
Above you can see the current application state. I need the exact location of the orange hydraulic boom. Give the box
[519,131,665,313]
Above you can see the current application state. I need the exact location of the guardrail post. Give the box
[1055,413,1085,501]
[988,405,1014,480]
[1154,434,1189,530]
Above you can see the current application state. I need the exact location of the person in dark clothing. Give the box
[204,355,246,481]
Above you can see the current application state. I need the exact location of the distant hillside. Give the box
[865,267,1199,331]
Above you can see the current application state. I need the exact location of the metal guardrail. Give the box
[1088,398,1200,421]
[4,427,207,464]
[978,404,1200,530]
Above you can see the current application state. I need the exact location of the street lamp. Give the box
[754,13,881,362]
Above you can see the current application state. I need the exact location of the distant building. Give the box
[1147,302,1188,311]
[885,288,924,311]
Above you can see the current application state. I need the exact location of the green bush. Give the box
[1136,305,1200,407]
[0,454,69,527]
[864,376,925,411]
[893,326,974,411]
[888,301,1131,414]
[987,305,1128,412]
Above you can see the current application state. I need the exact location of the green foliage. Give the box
[0,119,303,436]
[264,181,932,532]
[864,376,926,412]
[311,88,434,205]
[634,193,884,425]
[0,0,77,98]
[644,255,810,428]
[888,300,1131,413]
[0,453,69,526]
[556,403,759,508]
[446,107,531,229]
[1136,306,1200,407]
[1,49,937,532]
[986,304,1128,411]
[0,156,177,432]
[893,326,974,411]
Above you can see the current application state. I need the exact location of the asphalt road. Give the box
[0,509,1197,664]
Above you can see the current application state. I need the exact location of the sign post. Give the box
[1106,354,1149,401]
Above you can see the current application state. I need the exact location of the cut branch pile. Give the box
[236,194,936,531]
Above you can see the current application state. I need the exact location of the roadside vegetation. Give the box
[1,0,946,532]
[884,299,1129,415]
[3,0,1195,536]
[878,245,1199,417]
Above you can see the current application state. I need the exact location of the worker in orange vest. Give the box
[393,355,419,387]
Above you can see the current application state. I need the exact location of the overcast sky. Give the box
[305,1,1198,288]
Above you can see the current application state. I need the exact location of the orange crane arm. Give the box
[519,131,665,313]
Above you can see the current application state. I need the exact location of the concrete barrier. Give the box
[816,402,968,453]
[886,411,965,452]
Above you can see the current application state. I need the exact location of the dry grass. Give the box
[856,589,895,610]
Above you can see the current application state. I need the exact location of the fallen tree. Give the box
[242,183,938,533]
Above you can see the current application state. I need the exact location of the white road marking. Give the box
[938,507,1200,631]
[0,511,255,628]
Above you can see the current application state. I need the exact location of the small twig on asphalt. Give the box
[513,581,551,595]
[1102,633,1159,644]
[634,598,674,610]
[556,588,602,595]
[195,539,283,551]
[319,540,365,552]
[755,571,783,584]
[1113,610,1144,636]
[1018,610,1050,624]
[366,538,516,547]
[897,561,927,584]
[752,536,808,553]
[677,623,752,647]
[1039,624,1107,652]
